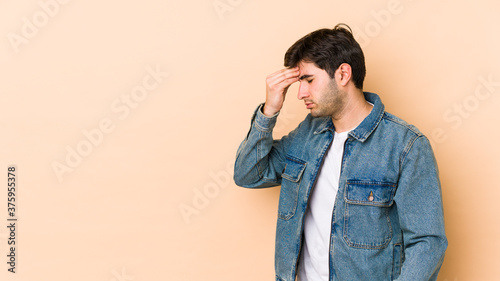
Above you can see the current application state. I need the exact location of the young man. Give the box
[234,24,447,281]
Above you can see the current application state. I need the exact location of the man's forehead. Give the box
[298,61,326,77]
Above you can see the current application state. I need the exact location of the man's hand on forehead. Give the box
[263,67,300,117]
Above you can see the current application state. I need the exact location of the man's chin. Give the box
[309,110,325,118]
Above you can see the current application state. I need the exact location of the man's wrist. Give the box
[253,103,279,132]
[262,104,280,117]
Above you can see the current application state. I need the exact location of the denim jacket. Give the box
[234,92,447,281]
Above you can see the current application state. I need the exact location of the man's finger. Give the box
[280,75,299,87]
[268,67,299,77]
[267,68,299,85]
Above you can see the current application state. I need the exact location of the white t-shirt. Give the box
[297,130,349,281]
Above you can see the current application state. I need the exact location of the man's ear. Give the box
[336,63,352,87]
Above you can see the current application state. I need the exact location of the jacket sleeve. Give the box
[233,104,292,189]
[394,135,448,280]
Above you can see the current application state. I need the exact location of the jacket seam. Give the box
[400,135,424,170]
[256,130,264,178]
[383,114,421,136]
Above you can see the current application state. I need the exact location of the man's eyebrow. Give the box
[299,74,313,80]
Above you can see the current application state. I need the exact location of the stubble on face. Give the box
[310,78,347,120]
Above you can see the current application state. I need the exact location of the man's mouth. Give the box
[305,102,314,109]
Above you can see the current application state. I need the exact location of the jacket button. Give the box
[368,191,374,202]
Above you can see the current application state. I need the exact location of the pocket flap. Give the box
[282,156,307,183]
[345,180,396,207]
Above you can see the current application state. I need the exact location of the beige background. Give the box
[0,0,499,280]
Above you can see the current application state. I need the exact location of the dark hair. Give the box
[284,24,366,89]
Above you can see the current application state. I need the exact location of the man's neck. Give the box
[332,90,373,133]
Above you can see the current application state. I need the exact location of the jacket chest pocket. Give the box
[278,156,307,220]
[343,180,396,249]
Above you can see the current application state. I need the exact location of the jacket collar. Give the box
[313,92,385,142]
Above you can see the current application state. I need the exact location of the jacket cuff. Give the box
[252,103,279,132]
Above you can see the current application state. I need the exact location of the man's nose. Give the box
[297,82,309,100]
